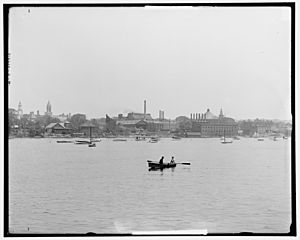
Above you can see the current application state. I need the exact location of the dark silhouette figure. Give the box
[159,156,164,165]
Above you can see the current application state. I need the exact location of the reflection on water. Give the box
[9,137,291,233]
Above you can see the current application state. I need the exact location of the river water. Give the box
[9,137,291,234]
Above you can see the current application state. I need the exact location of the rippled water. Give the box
[9,137,291,234]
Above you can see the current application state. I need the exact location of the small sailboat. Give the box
[113,138,127,142]
[88,125,96,147]
[221,130,233,144]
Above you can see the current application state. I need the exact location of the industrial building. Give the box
[190,109,238,137]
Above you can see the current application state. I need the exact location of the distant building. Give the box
[57,113,69,122]
[127,112,152,121]
[45,101,52,116]
[190,109,238,137]
[105,114,117,132]
[117,119,148,131]
[80,122,96,137]
[125,100,153,120]
[29,111,36,121]
[149,119,177,132]
[45,122,72,134]
[158,110,165,120]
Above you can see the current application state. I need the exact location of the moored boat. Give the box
[172,136,181,140]
[135,136,146,141]
[57,140,73,143]
[221,130,233,144]
[75,140,91,144]
[148,136,159,143]
[113,138,127,142]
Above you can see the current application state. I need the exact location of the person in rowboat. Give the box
[159,156,164,165]
[170,156,175,164]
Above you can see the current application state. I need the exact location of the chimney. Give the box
[144,100,146,119]
[162,111,164,120]
[190,113,192,120]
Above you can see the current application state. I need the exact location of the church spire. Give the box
[46,101,52,116]
[17,101,23,119]
[219,108,224,118]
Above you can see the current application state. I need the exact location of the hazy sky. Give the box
[8,6,292,120]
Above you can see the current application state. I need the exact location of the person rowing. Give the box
[159,156,164,165]
[170,156,175,164]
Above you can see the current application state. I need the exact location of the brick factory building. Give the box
[190,109,238,137]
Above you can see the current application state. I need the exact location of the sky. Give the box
[8,6,292,120]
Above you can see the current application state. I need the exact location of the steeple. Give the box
[46,101,52,116]
[219,108,224,118]
[18,101,22,111]
[17,101,23,119]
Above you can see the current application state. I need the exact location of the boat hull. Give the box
[148,161,176,169]
[221,141,233,144]
[75,140,91,144]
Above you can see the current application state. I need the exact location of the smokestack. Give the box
[190,113,192,120]
[144,100,146,119]
[162,111,164,120]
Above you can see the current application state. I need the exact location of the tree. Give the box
[176,116,192,131]
[8,108,18,134]
[70,114,86,131]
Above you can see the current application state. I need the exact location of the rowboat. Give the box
[57,140,73,143]
[147,160,176,169]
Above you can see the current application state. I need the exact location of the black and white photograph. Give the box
[4,2,295,237]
